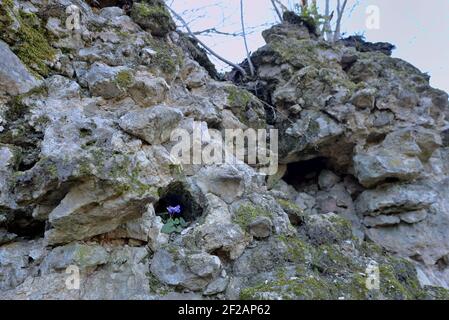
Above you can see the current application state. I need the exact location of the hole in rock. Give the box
[366,132,387,145]
[154,182,203,223]
[6,211,46,239]
[282,157,329,190]
[87,0,133,10]
[436,256,449,271]
[211,248,232,264]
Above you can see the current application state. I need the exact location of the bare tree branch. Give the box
[165,4,247,76]
[322,0,334,41]
[193,28,243,37]
[240,0,255,77]
[270,0,283,22]
[273,0,288,13]
[333,0,348,42]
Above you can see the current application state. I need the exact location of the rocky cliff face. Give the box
[1,0,449,300]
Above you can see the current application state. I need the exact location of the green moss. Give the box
[240,275,333,300]
[4,85,47,122]
[47,162,58,178]
[311,244,361,275]
[277,198,304,221]
[328,214,353,232]
[424,286,449,300]
[233,204,272,230]
[226,86,253,108]
[277,234,313,264]
[374,257,428,300]
[147,272,172,295]
[114,70,133,89]
[134,2,169,19]
[15,11,56,77]
[0,6,56,77]
[147,36,183,75]
[0,0,14,32]
[225,86,266,128]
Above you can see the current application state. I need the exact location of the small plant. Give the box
[161,205,188,234]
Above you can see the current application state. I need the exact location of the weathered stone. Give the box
[350,88,376,109]
[119,105,183,145]
[355,184,438,217]
[127,72,169,107]
[150,246,221,291]
[248,216,273,239]
[294,192,317,216]
[85,62,130,99]
[0,40,41,96]
[186,253,221,278]
[196,165,245,204]
[0,228,16,245]
[318,170,341,190]
[3,2,449,298]
[193,223,250,260]
[45,180,156,245]
[0,240,46,291]
[130,0,176,37]
[364,215,400,227]
[40,243,109,273]
[354,150,423,188]
[399,210,428,224]
[304,213,353,245]
[203,276,229,296]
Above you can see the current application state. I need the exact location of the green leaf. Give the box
[175,225,183,233]
[179,217,188,227]
[161,220,176,234]
[174,218,180,224]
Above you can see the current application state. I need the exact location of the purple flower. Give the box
[167,205,181,216]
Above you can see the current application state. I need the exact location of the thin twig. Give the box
[166,5,247,76]
[333,0,348,42]
[240,0,255,77]
[193,28,243,37]
[270,0,283,22]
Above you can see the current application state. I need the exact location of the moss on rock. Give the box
[233,204,273,231]
[131,0,176,37]
[114,70,134,89]
[0,3,56,77]
[146,36,183,76]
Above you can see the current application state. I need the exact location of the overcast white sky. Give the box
[171,0,448,93]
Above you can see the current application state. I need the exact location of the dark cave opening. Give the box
[282,157,329,190]
[6,211,46,239]
[87,0,133,10]
[154,182,203,223]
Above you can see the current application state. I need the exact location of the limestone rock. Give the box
[192,223,250,261]
[355,184,438,217]
[354,150,423,188]
[40,243,109,273]
[118,105,183,145]
[318,170,341,190]
[150,246,221,292]
[0,40,41,96]
[248,216,273,239]
[364,215,400,228]
[127,72,169,107]
[45,180,157,245]
[130,0,176,37]
[84,62,131,99]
